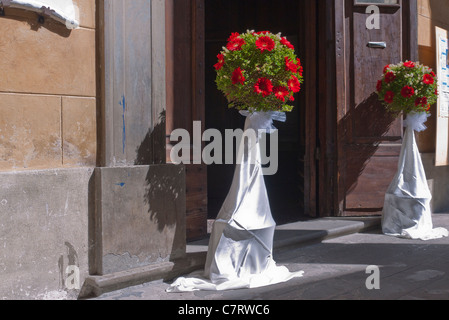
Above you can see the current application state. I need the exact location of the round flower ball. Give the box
[376,61,438,115]
[214,30,303,112]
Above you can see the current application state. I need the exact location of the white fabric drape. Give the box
[382,112,449,240]
[167,111,304,292]
[1,0,79,29]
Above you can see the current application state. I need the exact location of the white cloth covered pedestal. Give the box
[382,112,448,240]
[167,111,304,292]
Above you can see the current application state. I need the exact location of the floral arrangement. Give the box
[214,30,303,113]
[376,61,438,114]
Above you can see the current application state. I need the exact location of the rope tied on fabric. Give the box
[403,111,430,133]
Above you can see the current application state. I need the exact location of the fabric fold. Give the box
[167,111,304,293]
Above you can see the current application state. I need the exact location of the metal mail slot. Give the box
[368,42,387,49]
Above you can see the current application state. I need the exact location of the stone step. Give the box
[79,216,381,299]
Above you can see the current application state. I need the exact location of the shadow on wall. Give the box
[136,110,186,256]
[337,92,398,204]
[1,6,72,37]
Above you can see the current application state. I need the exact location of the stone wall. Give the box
[0,0,187,300]
[0,0,97,171]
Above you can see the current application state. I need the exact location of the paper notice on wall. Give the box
[0,0,79,29]
[438,36,449,118]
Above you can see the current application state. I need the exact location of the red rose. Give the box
[256,36,276,52]
[273,86,290,102]
[288,76,301,93]
[231,67,245,85]
[254,77,273,97]
[404,61,415,68]
[384,91,395,104]
[280,37,295,50]
[401,85,415,98]
[423,73,435,85]
[385,72,396,84]
[227,37,246,51]
[285,57,298,73]
[214,54,225,70]
[383,65,390,74]
[376,80,383,92]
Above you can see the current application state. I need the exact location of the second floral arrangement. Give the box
[376,61,438,115]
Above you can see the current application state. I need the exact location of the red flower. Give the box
[256,36,276,52]
[376,80,383,92]
[435,88,439,96]
[255,31,270,35]
[401,86,415,98]
[228,32,241,42]
[297,58,303,76]
[285,57,298,73]
[384,91,395,104]
[421,97,428,106]
[273,86,290,102]
[288,76,301,93]
[231,67,245,85]
[404,61,415,68]
[280,37,295,50]
[415,97,428,107]
[385,72,396,83]
[254,77,273,97]
[227,37,246,51]
[423,73,435,85]
[383,65,390,74]
[214,54,225,70]
[289,95,295,102]
[431,71,436,77]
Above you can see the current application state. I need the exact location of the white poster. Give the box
[438,36,449,118]
[0,0,79,29]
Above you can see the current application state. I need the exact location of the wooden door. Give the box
[334,0,417,216]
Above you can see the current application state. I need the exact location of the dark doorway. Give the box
[204,0,309,225]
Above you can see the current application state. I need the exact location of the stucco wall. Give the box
[0,0,97,171]
[417,0,449,213]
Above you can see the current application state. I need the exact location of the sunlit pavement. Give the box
[91,214,449,300]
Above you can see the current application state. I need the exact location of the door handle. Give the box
[367,42,387,49]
